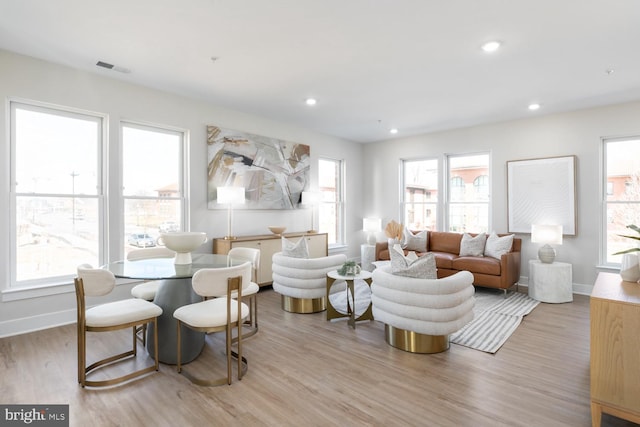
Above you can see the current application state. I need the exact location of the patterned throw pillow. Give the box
[459,233,486,257]
[484,232,514,259]
[403,227,428,252]
[389,244,437,279]
[282,236,309,258]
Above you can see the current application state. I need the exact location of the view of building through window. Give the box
[604,137,640,264]
[448,154,490,233]
[122,123,183,257]
[403,154,490,232]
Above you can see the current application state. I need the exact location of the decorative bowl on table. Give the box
[156,232,208,265]
[268,226,286,236]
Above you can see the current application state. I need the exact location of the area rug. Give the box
[450,288,540,354]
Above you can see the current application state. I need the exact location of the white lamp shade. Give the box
[363,217,382,233]
[531,224,563,245]
[302,191,321,205]
[217,186,245,205]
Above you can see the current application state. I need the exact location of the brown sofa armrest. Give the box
[375,241,389,261]
[499,250,521,289]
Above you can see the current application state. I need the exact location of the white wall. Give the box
[363,100,640,293]
[0,50,365,336]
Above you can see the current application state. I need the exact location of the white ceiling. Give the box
[1,0,639,143]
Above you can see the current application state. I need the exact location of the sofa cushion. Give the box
[484,233,514,259]
[452,256,501,276]
[429,231,463,254]
[432,252,457,269]
[281,236,309,258]
[389,244,437,279]
[459,233,486,257]
[403,228,428,252]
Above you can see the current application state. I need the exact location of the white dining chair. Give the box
[227,247,260,338]
[75,264,163,387]
[173,262,251,386]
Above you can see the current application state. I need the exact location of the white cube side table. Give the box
[528,260,573,303]
[361,244,376,272]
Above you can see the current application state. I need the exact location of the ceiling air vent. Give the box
[96,61,131,74]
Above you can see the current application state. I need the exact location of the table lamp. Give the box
[531,224,563,263]
[363,217,382,245]
[301,191,321,233]
[217,186,245,240]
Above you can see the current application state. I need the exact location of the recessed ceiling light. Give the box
[528,103,541,111]
[481,41,501,53]
[605,69,614,75]
[305,98,317,106]
[390,128,398,134]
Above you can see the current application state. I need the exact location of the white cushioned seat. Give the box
[371,266,475,353]
[272,252,347,312]
[130,282,160,301]
[174,298,249,328]
[86,298,163,328]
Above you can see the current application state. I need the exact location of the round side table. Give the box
[528,260,573,303]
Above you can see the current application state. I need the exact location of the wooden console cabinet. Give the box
[213,233,328,286]
[590,272,640,427]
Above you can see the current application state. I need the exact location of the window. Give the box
[603,137,640,264]
[318,158,344,246]
[402,159,438,230]
[447,154,490,233]
[122,123,185,257]
[11,102,104,287]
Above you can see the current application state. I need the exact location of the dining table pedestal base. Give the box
[146,278,205,364]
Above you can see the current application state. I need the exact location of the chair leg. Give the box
[153,318,159,371]
[132,326,137,356]
[176,320,182,373]
[226,325,232,385]
[237,320,243,381]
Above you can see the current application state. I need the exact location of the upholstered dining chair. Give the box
[173,262,251,386]
[75,264,163,387]
[128,246,175,345]
[226,247,260,338]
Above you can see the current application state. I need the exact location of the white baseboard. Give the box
[0,308,76,338]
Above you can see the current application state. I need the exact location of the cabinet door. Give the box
[233,239,280,285]
[306,234,328,257]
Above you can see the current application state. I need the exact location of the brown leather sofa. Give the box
[375,231,521,291]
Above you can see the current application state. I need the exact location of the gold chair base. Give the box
[384,324,449,354]
[281,296,326,313]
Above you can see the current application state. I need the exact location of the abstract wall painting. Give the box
[207,125,310,210]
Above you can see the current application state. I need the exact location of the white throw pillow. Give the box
[459,233,486,257]
[282,236,309,258]
[484,233,514,259]
[389,243,436,279]
[403,227,428,252]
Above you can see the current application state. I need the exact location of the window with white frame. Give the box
[447,154,490,233]
[122,123,185,257]
[603,137,640,264]
[318,158,344,246]
[402,158,438,230]
[11,101,104,287]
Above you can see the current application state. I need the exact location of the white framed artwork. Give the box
[507,155,577,235]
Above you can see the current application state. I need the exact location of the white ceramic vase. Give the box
[620,253,640,282]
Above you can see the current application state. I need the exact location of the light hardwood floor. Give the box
[0,287,637,427]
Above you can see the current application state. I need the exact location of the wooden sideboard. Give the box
[590,272,640,427]
[213,232,328,286]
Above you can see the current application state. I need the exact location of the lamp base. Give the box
[538,244,556,263]
[223,236,237,240]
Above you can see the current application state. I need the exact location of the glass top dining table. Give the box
[103,253,243,280]
[101,253,247,365]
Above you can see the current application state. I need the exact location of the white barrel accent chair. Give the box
[272,252,347,313]
[371,266,475,353]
